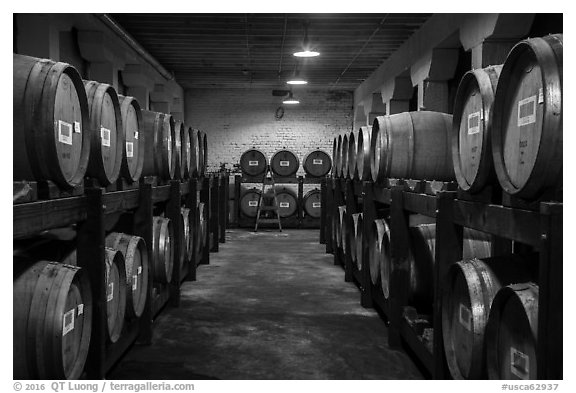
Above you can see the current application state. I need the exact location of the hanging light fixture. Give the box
[283,92,300,105]
[293,21,320,58]
[287,68,308,85]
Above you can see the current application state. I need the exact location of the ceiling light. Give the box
[283,92,300,105]
[293,50,320,58]
[287,79,308,85]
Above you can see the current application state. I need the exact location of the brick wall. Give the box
[184,88,353,174]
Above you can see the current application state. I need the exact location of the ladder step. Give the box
[256,219,282,224]
[258,206,279,211]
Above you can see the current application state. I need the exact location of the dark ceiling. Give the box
[111,13,432,90]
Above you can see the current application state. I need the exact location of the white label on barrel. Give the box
[538,88,544,104]
[280,160,290,167]
[248,201,258,207]
[138,266,142,275]
[126,142,134,158]
[101,127,111,147]
[107,282,114,302]
[313,159,323,165]
[132,275,138,291]
[312,202,321,208]
[517,95,537,127]
[510,347,530,379]
[248,161,259,166]
[77,304,84,316]
[62,309,75,336]
[468,112,481,135]
[74,121,81,133]
[58,120,73,145]
[134,131,139,140]
[459,303,472,331]
[280,202,290,208]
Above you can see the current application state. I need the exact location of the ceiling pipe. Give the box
[95,13,174,81]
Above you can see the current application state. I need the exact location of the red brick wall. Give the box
[184,88,353,174]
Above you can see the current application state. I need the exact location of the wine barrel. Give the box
[181,207,194,264]
[240,188,261,217]
[13,54,90,189]
[104,247,127,343]
[105,233,149,319]
[271,149,299,177]
[13,260,92,379]
[198,202,208,252]
[152,216,174,283]
[348,213,363,270]
[335,135,343,177]
[84,80,123,185]
[173,121,184,179]
[407,224,492,313]
[181,124,191,179]
[303,189,321,218]
[272,186,298,217]
[189,128,201,177]
[198,131,208,177]
[331,137,337,176]
[485,282,539,380]
[356,126,372,181]
[442,255,535,379]
[367,218,391,294]
[303,150,332,177]
[141,110,176,180]
[341,134,349,179]
[347,130,359,179]
[492,34,563,199]
[371,112,454,182]
[118,95,144,182]
[240,149,267,176]
[452,66,502,193]
[336,205,347,252]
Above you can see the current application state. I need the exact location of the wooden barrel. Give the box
[84,80,123,185]
[181,124,191,179]
[485,282,539,380]
[189,128,201,177]
[141,110,176,180]
[371,112,454,182]
[442,255,535,379]
[451,66,502,193]
[181,207,194,263]
[347,130,359,179]
[118,95,144,182]
[104,248,127,343]
[271,149,299,177]
[336,205,347,252]
[272,186,298,217]
[240,188,261,217]
[408,224,492,313]
[366,218,390,290]
[341,134,349,179]
[13,260,92,379]
[348,213,363,270]
[198,131,208,177]
[240,149,267,176]
[152,216,174,283]
[198,202,208,253]
[331,137,337,176]
[335,135,343,177]
[105,233,149,319]
[13,54,90,189]
[492,34,563,199]
[356,126,372,181]
[303,150,332,177]
[173,121,184,179]
[302,189,321,218]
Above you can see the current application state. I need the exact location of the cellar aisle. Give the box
[108,229,424,380]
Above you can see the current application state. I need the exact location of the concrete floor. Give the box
[108,229,424,380]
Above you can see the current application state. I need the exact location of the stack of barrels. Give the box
[13,53,209,191]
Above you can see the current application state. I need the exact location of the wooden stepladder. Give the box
[254,166,282,232]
